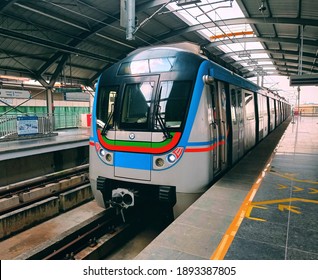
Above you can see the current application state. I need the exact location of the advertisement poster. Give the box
[17,116,39,136]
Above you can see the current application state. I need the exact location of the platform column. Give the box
[46,87,54,132]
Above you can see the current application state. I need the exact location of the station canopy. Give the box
[0,0,317,90]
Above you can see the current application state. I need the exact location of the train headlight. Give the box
[167,154,177,163]
[155,158,165,167]
[153,147,184,169]
[99,148,106,157]
[105,153,112,162]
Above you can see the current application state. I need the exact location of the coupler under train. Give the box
[96,176,176,222]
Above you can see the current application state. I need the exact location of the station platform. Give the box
[136,116,318,260]
[0,128,90,187]
[0,128,90,161]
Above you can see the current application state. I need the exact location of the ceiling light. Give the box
[177,0,201,6]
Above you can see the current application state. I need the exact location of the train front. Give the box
[89,46,204,216]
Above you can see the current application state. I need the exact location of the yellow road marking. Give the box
[210,157,317,260]
[292,186,304,192]
[245,205,267,222]
[278,204,301,214]
[210,175,263,260]
[270,171,318,184]
[309,188,318,194]
[252,197,318,206]
[278,184,288,189]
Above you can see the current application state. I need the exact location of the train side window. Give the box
[230,88,237,124]
[269,98,275,114]
[258,95,267,118]
[237,90,243,124]
[245,92,255,120]
[96,86,119,129]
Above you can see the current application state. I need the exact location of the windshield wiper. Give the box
[155,104,172,139]
[101,105,114,136]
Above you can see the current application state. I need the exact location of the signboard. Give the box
[55,87,82,93]
[0,89,30,99]
[64,91,90,101]
[0,98,13,105]
[17,116,39,136]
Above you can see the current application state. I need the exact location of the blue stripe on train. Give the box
[114,152,151,170]
[187,136,225,147]
[179,60,210,146]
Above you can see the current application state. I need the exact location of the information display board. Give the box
[17,116,39,136]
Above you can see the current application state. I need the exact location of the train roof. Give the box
[125,43,266,95]
[106,43,289,103]
[126,42,205,58]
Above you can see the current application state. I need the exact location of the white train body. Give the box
[89,43,290,216]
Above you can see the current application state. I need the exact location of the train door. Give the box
[210,81,227,174]
[208,82,221,174]
[230,86,238,163]
[237,89,244,159]
[278,102,282,124]
[263,95,269,138]
[268,98,275,131]
[217,82,228,171]
[243,90,256,151]
[257,94,264,141]
[267,96,271,131]
[274,100,278,127]
[229,86,244,163]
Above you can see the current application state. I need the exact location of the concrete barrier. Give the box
[59,184,93,212]
[0,182,93,240]
[19,183,60,203]
[0,195,20,212]
[0,197,59,239]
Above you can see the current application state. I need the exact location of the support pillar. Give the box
[126,0,135,40]
[297,86,301,116]
[46,87,54,132]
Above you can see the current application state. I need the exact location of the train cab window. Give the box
[118,57,176,75]
[120,82,154,129]
[156,80,192,129]
[96,86,119,129]
[149,57,176,72]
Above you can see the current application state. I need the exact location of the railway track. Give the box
[0,164,89,215]
[0,165,170,259]
[25,207,149,260]
[0,164,93,240]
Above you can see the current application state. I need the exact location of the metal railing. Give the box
[0,113,81,140]
[0,115,17,139]
[53,113,80,130]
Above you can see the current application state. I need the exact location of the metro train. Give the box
[89,42,290,218]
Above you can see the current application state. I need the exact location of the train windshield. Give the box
[156,81,192,129]
[96,80,192,132]
[120,82,154,129]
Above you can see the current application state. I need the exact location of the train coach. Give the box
[89,42,290,218]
